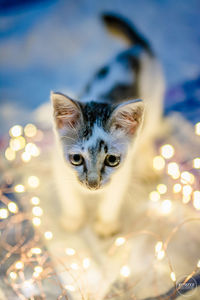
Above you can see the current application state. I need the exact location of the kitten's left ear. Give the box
[51,92,82,130]
[109,99,144,136]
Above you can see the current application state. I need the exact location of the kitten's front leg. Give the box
[95,176,127,237]
[57,178,86,232]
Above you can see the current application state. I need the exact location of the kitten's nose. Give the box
[87,173,100,190]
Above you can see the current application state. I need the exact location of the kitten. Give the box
[51,13,165,236]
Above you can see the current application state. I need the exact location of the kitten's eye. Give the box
[105,154,120,167]
[69,154,84,166]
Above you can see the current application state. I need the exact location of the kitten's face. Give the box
[52,93,144,191]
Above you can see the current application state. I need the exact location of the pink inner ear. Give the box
[114,110,141,135]
[55,107,80,129]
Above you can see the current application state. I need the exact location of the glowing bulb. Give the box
[157,250,165,260]
[9,125,23,137]
[32,217,41,226]
[167,162,180,179]
[44,231,53,240]
[0,208,8,219]
[182,185,193,196]
[5,147,16,161]
[181,171,194,184]
[153,156,165,171]
[157,184,167,194]
[33,271,40,278]
[14,184,25,193]
[31,196,40,205]
[25,143,40,157]
[155,241,163,253]
[8,202,18,213]
[170,272,176,282]
[10,138,21,151]
[65,285,75,292]
[65,248,76,256]
[120,265,130,278]
[193,191,200,210]
[10,136,25,151]
[195,122,200,136]
[21,152,31,162]
[31,247,42,255]
[32,206,43,217]
[115,237,126,246]
[70,263,79,270]
[82,258,91,269]
[182,195,191,204]
[9,272,17,280]
[15,261,24,270]
[149,191,160,202]
[34,266,43,273]
[161,200,172,215]
[173,183,182,193]
[24,123,37,137]
[193,158,200,169]
[28,176,40,188]
[197,260,200,268]
[160,144,174,159]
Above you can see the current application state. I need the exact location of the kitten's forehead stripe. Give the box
[79,102,114,139]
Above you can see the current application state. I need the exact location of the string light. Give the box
[115,237,126,246]
[193,158,200,169]
[181,171,194,184]
[32,217,41,227]
[25,143,40,157]
[182,185,193,197]
[167,162,180,179]
[170,272,176,282]
[156,250,165,260]
[82,258,91,269]
[157,184,167,195]
[31,247,42,255]
[65,248,76,256]
[0,208,9,219]
[44,231,53,240]
[120,265,130,278]
[9,272,17,280]
[161,200,172,215]
[197,260,200,268]
[182,195,191,204]
[8,202,18,214]
[9,125,23,137]
[10,136,25,151]
[65,285,76,292]
[34,266,43,273]
[155,241,163,253]
[5,147,16,161]
[193,191,200,210]
[14,184,25,193]
[28,176,40,188]
[173,183,182,193]
[149,191,160,202]
[15,261,24,270]
[195,122,200,136]
[153,156,165,171]
[160,144,175,159]
[70,263,79,270]
[24,124,37,137]
[32,206,43,217]
[31,196,40,205]
[21,152,31,162]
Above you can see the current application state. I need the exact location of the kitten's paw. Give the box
[94,219,120,237]
[60,213,85,232]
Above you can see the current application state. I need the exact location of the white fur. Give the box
[52,51,165,236]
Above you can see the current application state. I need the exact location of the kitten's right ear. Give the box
[51,92,82,130]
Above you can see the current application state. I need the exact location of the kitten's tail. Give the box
[102,12,152,54]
